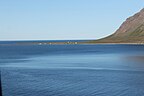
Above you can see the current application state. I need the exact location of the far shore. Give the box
[0,41,144,46]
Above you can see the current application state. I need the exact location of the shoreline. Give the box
[0,41,144,46]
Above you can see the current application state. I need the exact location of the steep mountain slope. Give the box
[90,8,144,44]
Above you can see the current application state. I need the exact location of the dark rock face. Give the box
[93,8,144,43]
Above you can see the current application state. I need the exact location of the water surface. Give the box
[1,44,144,96]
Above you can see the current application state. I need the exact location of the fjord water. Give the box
[1,44,144,96]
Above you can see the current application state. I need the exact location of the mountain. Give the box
[89,8,144,44]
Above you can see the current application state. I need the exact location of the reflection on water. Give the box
[126,56,144,62]
[0,44,144,96]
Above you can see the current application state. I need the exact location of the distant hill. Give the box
[89,8,144,44]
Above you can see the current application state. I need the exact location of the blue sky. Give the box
[0,0,144,41]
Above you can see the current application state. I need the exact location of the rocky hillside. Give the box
[90,8,144,44]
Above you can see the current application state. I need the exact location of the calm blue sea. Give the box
[1,41,144,96]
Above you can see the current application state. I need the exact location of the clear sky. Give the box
[0,0,144,41]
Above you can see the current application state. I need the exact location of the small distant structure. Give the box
[67,41,70,44]
[75,42,78,44]
[38,43,42,45]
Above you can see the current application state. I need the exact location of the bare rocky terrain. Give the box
[89,8,144,44]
